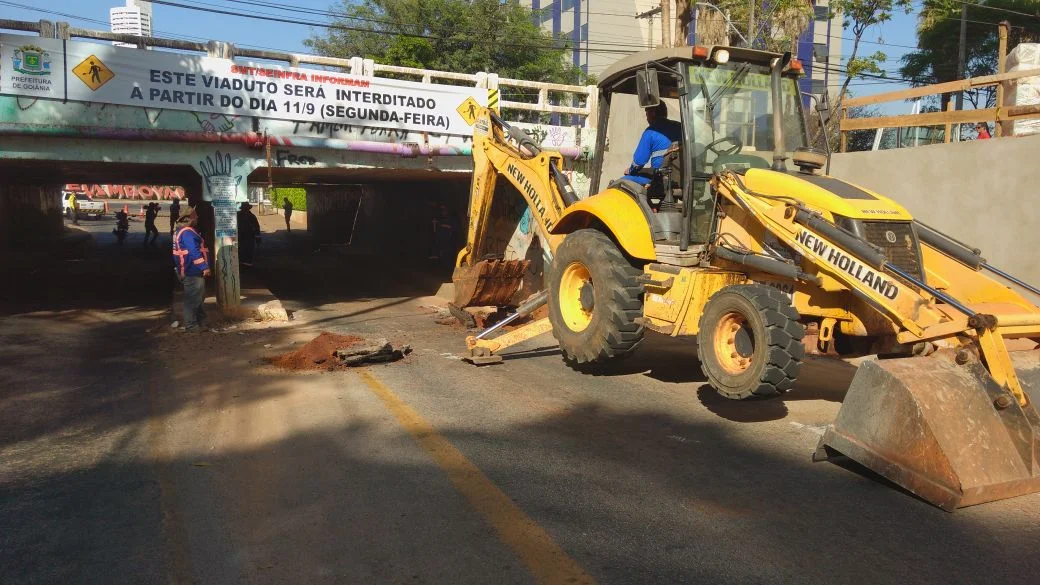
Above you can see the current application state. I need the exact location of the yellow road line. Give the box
[358,370,597,585]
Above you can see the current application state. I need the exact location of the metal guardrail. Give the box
[0,18,598,126]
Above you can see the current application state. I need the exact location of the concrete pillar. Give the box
[0,183,63,246]
[193,149,255,309]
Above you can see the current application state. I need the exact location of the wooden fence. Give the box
[839,24,1040,151]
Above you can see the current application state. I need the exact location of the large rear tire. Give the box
[548,229,644,365]
[697,284,805,399]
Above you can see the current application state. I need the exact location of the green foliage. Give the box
[829,0,914,101]
[305,0,586,84]
[830,0,913,34]
[821,0,912,147]
[846,50,888,78]
[271,187,307,212]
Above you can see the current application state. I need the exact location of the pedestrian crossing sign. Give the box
[457,96,481,126]
[72,55,114,91]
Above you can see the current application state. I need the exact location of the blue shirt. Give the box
[172,226,210,278]
[624,119,683,185]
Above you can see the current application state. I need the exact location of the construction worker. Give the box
[168,198,181,235]
[70,194,80,226]
[143,202,160,246]
[172,208,211,332]
[237,201,261,267]
[622,101,683,186]
[282,197,293,232]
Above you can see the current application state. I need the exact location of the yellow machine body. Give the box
[452,45,1040,510]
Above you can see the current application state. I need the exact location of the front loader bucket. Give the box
[816,352,1040,510]
[451,259,529,308]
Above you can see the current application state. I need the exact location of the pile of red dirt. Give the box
[267,332,363,371]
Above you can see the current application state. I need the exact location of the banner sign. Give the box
[0,34,486,136]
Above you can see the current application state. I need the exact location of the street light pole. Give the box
[955,5,967,112]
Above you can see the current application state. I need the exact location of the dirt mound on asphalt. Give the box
[268,332,363,371]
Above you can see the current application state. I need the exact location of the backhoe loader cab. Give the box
[455,46,1040,510]
[590,46,811,247]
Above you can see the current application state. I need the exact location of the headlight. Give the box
[714,49,730,64]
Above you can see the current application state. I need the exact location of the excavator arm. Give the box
[452,108,578,308]
[711,170,1040,510]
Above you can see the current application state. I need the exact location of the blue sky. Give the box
[2,0,922,105]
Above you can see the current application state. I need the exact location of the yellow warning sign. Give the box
[72,55,114,91]
[457,96,481,126]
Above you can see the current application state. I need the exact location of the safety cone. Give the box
[139,205,146,218]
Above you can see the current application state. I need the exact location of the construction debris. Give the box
[334,339,412,366]
[255,299,291,322]
[267,332,410,371]
[447,303,476,328]
[267,332,363,371]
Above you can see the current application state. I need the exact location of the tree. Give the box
[830,0,914,108]
[305,0,585,85]
[900,0,1040,112]
[673,1,813,53]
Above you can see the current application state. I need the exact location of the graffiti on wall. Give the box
[63,183,186,199]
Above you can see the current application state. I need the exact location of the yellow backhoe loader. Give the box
[451,45,1040,510]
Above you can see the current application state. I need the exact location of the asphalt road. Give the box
[2,225,1038,585]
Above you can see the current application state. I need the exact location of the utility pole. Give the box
[636,6,662,49]
[661,0,672,48]
[748,0,756,48]
[955,4,967,112]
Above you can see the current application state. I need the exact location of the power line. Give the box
[0,0,327,55]
[944,0,1040,21]
[147,0,646,54]
[212,0,655,50]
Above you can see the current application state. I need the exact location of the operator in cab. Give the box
[622,102,683,185]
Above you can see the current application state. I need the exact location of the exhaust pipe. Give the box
[770,54,791,172]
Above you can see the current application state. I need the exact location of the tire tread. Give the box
[696,284,805,400]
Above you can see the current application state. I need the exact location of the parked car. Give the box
[62,192,106,220]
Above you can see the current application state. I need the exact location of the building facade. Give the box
[522,1,842,98]
[110,0,153,47]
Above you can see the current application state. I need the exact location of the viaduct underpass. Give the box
[0,18,595,310]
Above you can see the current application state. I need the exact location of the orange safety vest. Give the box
[172,226,210,277]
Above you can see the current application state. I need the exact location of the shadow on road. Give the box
[0,222,174,315]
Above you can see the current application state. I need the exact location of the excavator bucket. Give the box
[816,351,1040,510]
[451,259,529,308]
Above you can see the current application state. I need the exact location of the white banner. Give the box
[0,35,486,136]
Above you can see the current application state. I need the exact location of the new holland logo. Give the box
[795,230,900,300]
[12,45,51,75]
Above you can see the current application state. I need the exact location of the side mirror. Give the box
[636,69,661,108]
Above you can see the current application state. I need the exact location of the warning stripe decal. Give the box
[487,88,500,113]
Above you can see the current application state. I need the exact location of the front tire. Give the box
[697,284,805,399]
[548,229,644,365]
